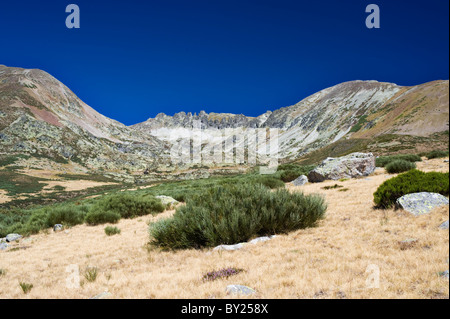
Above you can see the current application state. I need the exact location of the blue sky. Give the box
[0,0,448,125]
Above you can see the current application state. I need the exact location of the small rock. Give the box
[53,224,63,232]
[439,220,449,230]
[226,285,256,296]
[291,175,308,186]
[0,243,9,250]
[213,243,245,251]
[90,292,111,299]
[439,270,449,279]
[444,160,449,163]
[396,192,449,216]
[5,234,22,242]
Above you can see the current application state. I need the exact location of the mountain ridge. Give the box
[0,65,448,174]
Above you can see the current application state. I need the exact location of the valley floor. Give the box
[0,158,448,299]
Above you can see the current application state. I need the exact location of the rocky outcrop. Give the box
[396,192,449,216]
[308,153,376,182]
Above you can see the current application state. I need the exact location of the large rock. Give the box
[156,195,179,207]
[396,192,449,216]
[308,152,376,182]
[291,175,308,186]
[5,233,22,242]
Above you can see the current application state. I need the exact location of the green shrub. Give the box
[424,150,449,159]
[385,160,416,173]
[255,176,285,189]
[85,210,121,226]
[104,226,121,236]
[24,209,49,234]
[149,183,326,250]
[373,170,449,208]
[322,184,344,190]
[278,164,315,183]
[376,154,422,167]
[46,205,88,227]
[91,193,165,219]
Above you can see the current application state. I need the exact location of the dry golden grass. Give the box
[0,189,10,204]
[40,180,117,192]
[0,158,448,299]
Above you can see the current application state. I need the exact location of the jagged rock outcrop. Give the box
[133,80,449,161]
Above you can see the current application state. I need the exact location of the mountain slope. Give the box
[0,65,169,172]
[1,65,448,174]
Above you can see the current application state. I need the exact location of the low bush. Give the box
[46,204,88,227]
[423,150,449,159]
[373,170,449,208]
[385,159,416,174]
[149,183,326,250]
[104,226,121,236]
[278,164,315,183]
[376,154,422,167]
[90,193,165,220]
[254,176,285,189]
[85,210,121,226]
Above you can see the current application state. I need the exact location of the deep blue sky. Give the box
[0,0,448,125]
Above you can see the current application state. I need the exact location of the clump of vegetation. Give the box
[149,183,326,250]
[421,150,449,159]
[19,282,33,294]
[338,188,349,192]
[0,269,6,276]
[277,164,315,183]
[90,193,165,219]
[84,267,98,282]
[46,205,88,227]
[349,115,368,133]
[385,159,416,174]
[376,154,422,167]
[373,170,449,208]
[104,226,121,236]
[85,210,121,226]
[322,184,344,190]
[202,267,245,282]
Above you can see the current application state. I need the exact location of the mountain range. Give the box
[0,65,448,175]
